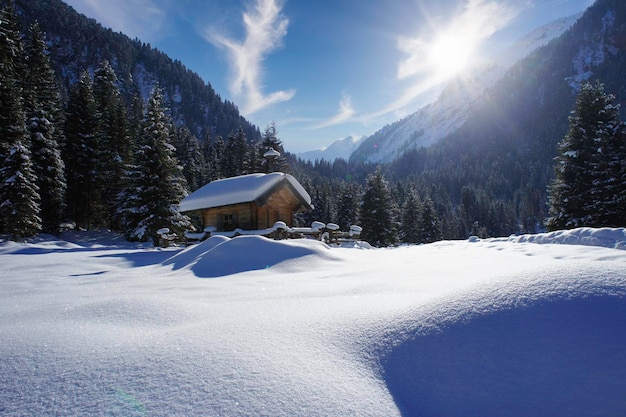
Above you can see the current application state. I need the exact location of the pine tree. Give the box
[586,104,626,227]
[598,128,626,226]
[127,87,192,243]
[93,60,130,229]
[23,22,66,234]
[223,128,249,177]
[173,126,207,191]
[400,189,422,244]
[417,196,442,243]
[309,185,334,224]
[335,182,361,230]
[205,134,225,181]
[0,2,41,239]
[0,141,42,239]
[64,71,102,229]
[547,81,626,229]
[115,93,143,235]
[359,166,398,247]
[257,122,289,173]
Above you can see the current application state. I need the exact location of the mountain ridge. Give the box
[14,0,261,143]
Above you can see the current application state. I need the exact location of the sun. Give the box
[427,32,476,79]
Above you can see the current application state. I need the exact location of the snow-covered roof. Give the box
[178,172,312,212]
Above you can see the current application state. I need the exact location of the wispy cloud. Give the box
[206,0,295,115]
[373,0,518,117]
[311,93,355,129]
[65,0,167,41]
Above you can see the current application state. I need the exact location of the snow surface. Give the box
[1,227,625,416]
[178,172,311,213]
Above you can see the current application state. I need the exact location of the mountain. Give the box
[350,12,583,164]
[384,0,626,230]
[14,0,261,143]
[297,135,364,162]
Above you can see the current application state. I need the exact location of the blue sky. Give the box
[64,0,594,153]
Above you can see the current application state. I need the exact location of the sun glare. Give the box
[428,33,476,79]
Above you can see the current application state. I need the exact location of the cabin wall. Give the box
[198,185,308,232]
[202,203,255,231]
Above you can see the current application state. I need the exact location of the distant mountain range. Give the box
[297,135,365,162]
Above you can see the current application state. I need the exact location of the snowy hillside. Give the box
[297,135,364,162]
[1,227,625,416]
[351,13,582,164]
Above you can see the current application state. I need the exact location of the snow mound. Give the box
[0,235,82,254]
[163,235,340,277]
[162,235,230,271]
[505,227,626,249]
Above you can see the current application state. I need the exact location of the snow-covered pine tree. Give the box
[173,126,207,191]
[359,166,398,247]
[585,92,626,227]
[0,141,42,240]
[23,22,66,235]
[128,87,192,244]
[0,2,41,239]
[547,81,626,230]
[64,71,102,229]
[93,60,130,230]
[257,122,289,173]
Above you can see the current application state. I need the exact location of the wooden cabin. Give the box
[178,173,313,232]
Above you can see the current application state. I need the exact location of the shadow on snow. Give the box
[381,294,626,417]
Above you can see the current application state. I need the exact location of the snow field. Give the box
[1,228,625,416]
